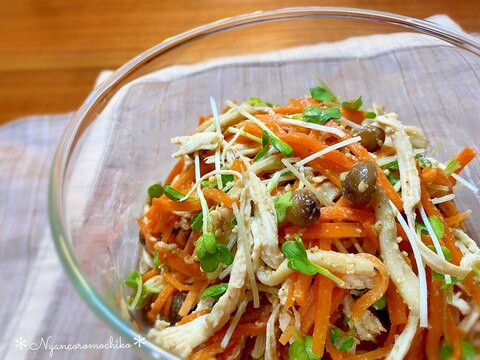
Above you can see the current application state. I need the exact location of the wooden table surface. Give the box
[1,0,479,124]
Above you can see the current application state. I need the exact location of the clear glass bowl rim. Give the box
[48,6,480,359]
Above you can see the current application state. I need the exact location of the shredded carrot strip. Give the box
[330,288,349,317]
[341,107,365,124]
[420,182,463,265]
[445,210,471,227]
[189,342,223,360]
[426,275,444,360]
[325,337,345,360]
[147,283,175,322]
[362,219,380,251]
[327,121,403,210]
[463,273,480,314]
[279,323,294,345]
[421,167,451,187]
[178,287,204,317]
[335,196,351,207]
[438,200,460,219]
[166,157,186,184]
[320,206,374,223]
[351,254,389,322]
[274,97,320,114]
[155,245,206,280]
[343,325,398,360]
[299,277,319,334]
[406,329,426,360]
[156,197,203,212]
[312,277,333,356]
[172,164,196,189]
[445,306,462,359]
[386,282,407,325]
[202,187,238,208]
[230,159,247,173]
[163,272,206,291]
[293,222,366,240]
[177,309,211,325]
[285,273,298,309]
[142,268,159,283]
[452,146,477,176]
[163,293,174,320]
[294,273,312,307]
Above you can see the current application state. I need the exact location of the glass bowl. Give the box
[49,7,480,359]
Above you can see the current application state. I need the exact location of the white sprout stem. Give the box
[389,200,429,327]
[232,202,259,308]
[281,158,332,206]
[178,169,242,201]
[226,127,262,143]
[431,194,455,205]
[340,117,361,129]
[451,173,479,194]
[278,118,346,137]
[210,97,223,189]
[197,185,210,235]
[226,100,271,133]
[194,152,201,183]
[419,205,452,284]
[221,297,248,348]
[295,136,361,168]
[222,126,245,164]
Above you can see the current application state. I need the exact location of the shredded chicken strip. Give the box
[171,132,223,157]
[148,223,247,357]
[257,249,375,287]
[374,189,420,314]
[265,302,280,360]
[194,102,256,133]
[245,162,284,269]
[386,313,419,360]
[377,115,420,227]
[343,295,385,342]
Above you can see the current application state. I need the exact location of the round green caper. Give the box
[286,189,321,227]
[352,125,385,152]
[342,162,378,206]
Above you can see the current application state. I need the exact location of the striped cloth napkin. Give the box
[0,15,476,360]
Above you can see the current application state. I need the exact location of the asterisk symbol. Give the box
[15,337,27,351]
[133,334,146,348]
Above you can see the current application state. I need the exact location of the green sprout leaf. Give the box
[282,235,345,286]
[461,340,476,360]
[192,212,203,232]
[269,134,293,157]
[387,172,400,186]
[221,174,234,187]
[302,106,341,125]
[253,130,270,162]
[440,344,453,360]
[153,251,160,271]
[381,160,399,171]
[373,295,387,310]
[124,270,160,309]
[364,111,377,119]
[342,96,363,110]
[164,185,185,201]
[329,327,355,352]
[428,216,445,240]
[415,154,432,168]
[196,234,234,273]
[201,283,228,300]
[288,331,320,360]
[310,83,337,103]
[274,191,293,222]
[148,183,164,200]
[249,97,263,106]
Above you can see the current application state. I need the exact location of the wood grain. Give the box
[0,0,479,124]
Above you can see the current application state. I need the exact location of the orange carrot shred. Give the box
[147,283,175,322]
[177,309,210,325]
[312,277,333,357]
[351,254,389,322]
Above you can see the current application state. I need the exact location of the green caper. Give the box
[342,162,378,206]
[352,125,385,152]
[286,189,321,227]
